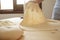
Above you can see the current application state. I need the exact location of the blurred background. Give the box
[0,0,55,19]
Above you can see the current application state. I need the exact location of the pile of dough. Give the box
[0,20,23,40]
[20,1,47,27]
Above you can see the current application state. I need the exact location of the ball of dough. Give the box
[0,21,23,40]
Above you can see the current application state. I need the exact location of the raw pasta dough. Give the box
[20,1,47,27]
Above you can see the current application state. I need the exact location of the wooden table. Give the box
[1,17,60,40]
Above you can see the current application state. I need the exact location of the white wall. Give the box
[42,0,56,19]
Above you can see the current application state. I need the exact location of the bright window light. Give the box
[17,0,30,4]
[1,0,13,10]
[17,0,25,4]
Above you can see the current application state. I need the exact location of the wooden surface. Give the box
[20,18,60,40]
[1,17,60,40]
[19,31,60,40]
